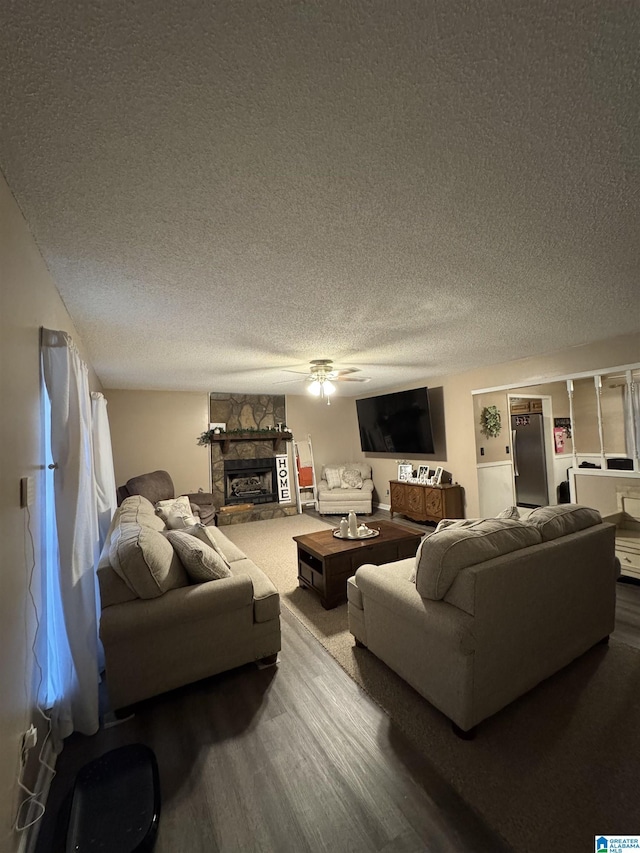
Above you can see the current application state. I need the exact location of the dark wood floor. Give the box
[36,606,510,853]
[34,507,640,853]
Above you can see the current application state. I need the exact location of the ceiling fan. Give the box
[279,359,370,404]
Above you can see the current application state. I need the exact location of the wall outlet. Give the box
[21,724,38,765]
[20,476,35,508]
[386,489,389,495]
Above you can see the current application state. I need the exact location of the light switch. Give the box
[20,477,35,508]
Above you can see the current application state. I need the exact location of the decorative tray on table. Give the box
[332,527,380,540]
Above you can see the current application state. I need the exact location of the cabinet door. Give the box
[406,486,426,517]
[425,489,443,519]
[390,481,407,511]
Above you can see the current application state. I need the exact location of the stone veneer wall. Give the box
[209,393,286,509]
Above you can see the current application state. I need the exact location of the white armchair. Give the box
[317,463,374,515]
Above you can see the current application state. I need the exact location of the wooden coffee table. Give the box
[293,520,423,609]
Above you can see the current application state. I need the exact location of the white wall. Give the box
[0,173,102,852]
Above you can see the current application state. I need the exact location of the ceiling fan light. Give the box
[308,379,322,396]
[324,379,336,395]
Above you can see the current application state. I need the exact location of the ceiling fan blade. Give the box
[334,376,371,382]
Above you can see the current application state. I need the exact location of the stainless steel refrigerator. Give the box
[511,413,548,507]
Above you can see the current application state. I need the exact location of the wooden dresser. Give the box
[389,480,463,524]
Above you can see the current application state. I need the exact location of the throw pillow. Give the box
[155,495,199,528]
[166,530,232,583]
[183,523,233,568]
[434,518,480,532]
[496,505,520,520]
[341,468,363,489]
[324,467,344,490]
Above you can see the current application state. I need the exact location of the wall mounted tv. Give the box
[356,387,435,454]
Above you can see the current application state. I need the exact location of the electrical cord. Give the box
[14,503,56,833]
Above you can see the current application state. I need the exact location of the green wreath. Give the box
[480,405,502,438]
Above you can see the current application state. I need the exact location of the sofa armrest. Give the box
[100,573,254,641]
[355,561,474,652]
[187,492,216,526]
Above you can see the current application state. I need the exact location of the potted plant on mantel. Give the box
[197,426,293,454]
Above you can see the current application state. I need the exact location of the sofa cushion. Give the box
[324,466,344,490]
[341,468,363,489]
[155,495,199,528]
[414,518,542,600]
[120,494,156,514]
[525,504,602,541]
[109,521,189,599]
[118,495,167,532]
[166,530,232,582]
[183,523,246,563]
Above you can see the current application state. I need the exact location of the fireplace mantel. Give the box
[209,431,293,455]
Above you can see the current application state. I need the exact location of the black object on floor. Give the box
[65,743,160,852]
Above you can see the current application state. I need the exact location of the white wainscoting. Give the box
[477,461,515,518]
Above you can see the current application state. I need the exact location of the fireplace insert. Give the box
[223,457,278,505]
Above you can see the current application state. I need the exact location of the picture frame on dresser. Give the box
[433,466,444,486]
[417,465,430,482]
[397,463,413,481]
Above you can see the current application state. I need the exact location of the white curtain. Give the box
[623,378,640,462]
[41,329,100,739]
[91,392,117,548]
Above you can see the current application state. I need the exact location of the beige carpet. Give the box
[224,514,640,852]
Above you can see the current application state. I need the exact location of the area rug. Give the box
[224,514,640,851]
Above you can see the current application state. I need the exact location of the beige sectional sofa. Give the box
[348,505,618,734]
[97,495,280,710]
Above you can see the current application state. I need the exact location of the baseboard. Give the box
[17,738,57,853]
[375,501,390,512]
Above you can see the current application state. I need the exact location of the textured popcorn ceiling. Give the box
[1,1,638,393]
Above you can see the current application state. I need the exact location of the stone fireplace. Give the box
[209,393,298,524]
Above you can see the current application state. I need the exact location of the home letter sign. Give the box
[275,454,291,503]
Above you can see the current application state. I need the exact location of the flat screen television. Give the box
[356,388,435,454]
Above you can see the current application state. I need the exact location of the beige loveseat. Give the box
[348,505,618,735]
[97,495,280,710]
[317,462,374,515]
